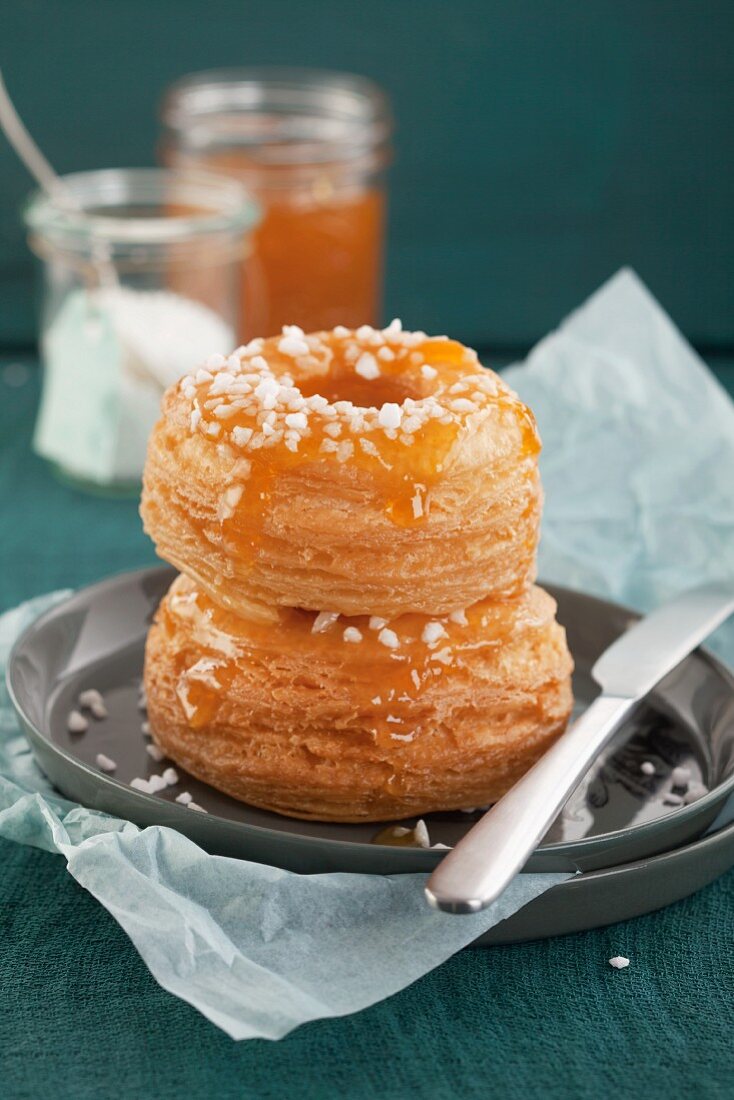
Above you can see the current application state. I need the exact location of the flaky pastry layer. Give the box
[144,575,573,822]
[141,327,542,620]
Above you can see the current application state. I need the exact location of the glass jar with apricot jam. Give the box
[160,68,392,341]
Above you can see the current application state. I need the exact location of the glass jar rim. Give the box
[161,67,392,165]
[24,167,259,249]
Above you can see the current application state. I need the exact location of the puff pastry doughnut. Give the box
[141,324,541,622]
[144,574,573,822]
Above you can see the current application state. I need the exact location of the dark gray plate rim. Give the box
[481,809,734,944]
[7,565,734,868]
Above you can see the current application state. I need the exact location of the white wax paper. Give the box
[505,268,734,657]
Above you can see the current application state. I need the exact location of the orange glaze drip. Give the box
[185,330,540,573]
[164,578,540,738]
[372,825,426,847]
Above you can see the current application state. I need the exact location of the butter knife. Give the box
[425,583,734,914]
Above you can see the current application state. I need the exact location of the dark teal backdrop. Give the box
[1,0,733,353]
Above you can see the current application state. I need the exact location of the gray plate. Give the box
[484,811,734,944]
[7,566,734,883]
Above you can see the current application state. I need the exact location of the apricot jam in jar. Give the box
[161,68,392,341]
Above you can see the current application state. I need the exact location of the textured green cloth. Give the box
[2,359,734,1097]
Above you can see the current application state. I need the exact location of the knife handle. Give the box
[425,694,636,913]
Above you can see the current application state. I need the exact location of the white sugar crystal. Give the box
[141,720,151,736]
[422,621,447,646]
[232,426,253,447]
[449,609,468,625]
[378,402,402,430]
[130,777,152,793]
[609,956,630,970]
[343,626,363,643]
[421,364,438,380]
[671,766,691,788]
[146,744,165,762]
[312,611,340,634]
[195,368,213,383]
[413,819,431,848]
[451,398,477,413]
[190,407,201,432]
[377,346,395,362]
[640,761,656,775]
[378,627,400,649]
[333,325,351,338]
[355,352,380,380]
[411,491,424,519]
[175,791,193,806]
[285,411,308,430]
[683,781,708,804]
[147,774,167,793]
[67,710,88,733]
[255,376,280,405]
[218,483,243,519]
[208,371,235,395]
[188,801,208,813]
[95,753,117,773]
[206,353,228,370]
[382,318,402,336]
[369,616,387,630]
[432,842,451,850]
[162,767,179,787]
[279,334,310,357]
[78,689,107,718]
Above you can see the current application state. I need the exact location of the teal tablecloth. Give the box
[3,357,734,1099]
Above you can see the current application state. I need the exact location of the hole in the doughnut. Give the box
[298,372,422,410]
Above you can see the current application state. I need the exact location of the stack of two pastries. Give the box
[141,324,573,822]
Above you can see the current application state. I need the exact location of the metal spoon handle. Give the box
[425,694,636,913]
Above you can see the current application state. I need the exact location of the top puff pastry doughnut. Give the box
[141,322,542,623]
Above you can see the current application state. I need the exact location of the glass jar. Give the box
[160,68,392,341]
[24,168,258,494]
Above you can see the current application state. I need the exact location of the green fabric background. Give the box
[2,1,734,353]
[2,358,734,1098]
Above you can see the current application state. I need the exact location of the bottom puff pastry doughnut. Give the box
[144,574,574,822]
